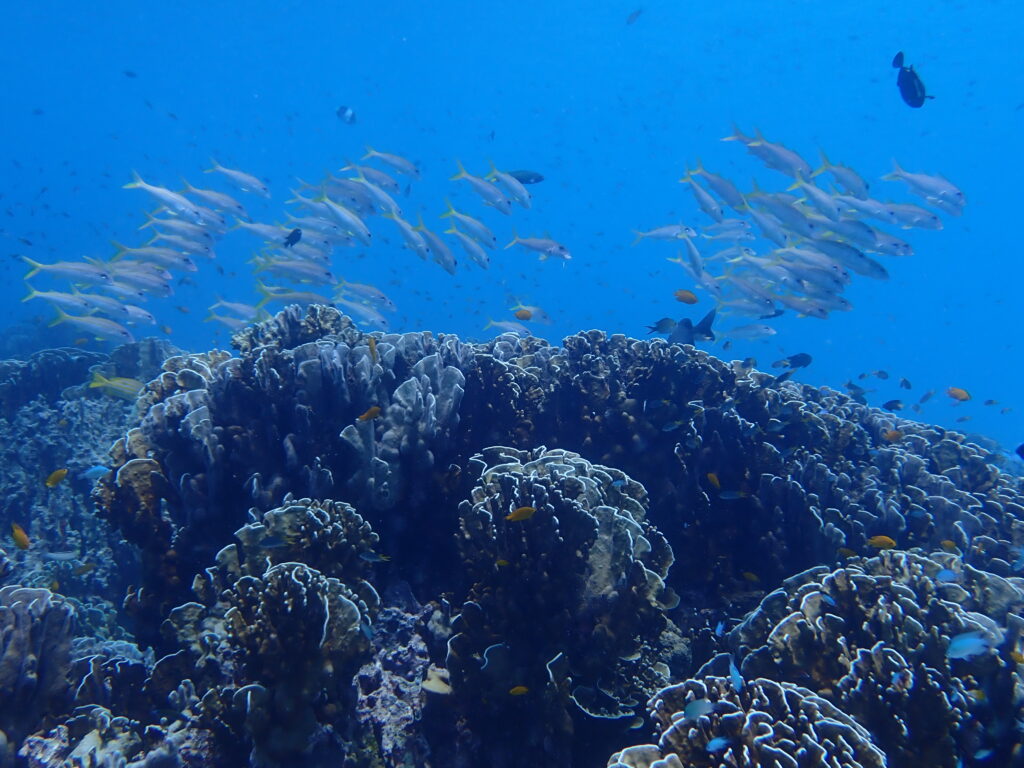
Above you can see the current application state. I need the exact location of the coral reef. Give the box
[608,676,887,768]
[727,550,1024,766]
[441,445,681,765]
[0,307,1019,767]
[0,348,106,419]
[0,586,75,766]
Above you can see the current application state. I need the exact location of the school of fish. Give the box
[21,150,564,339]
[636,124,966,344]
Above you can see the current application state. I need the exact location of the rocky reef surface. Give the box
[1,305,1022,767]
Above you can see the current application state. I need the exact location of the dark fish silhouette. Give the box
[1016,443,1024,462]
[668,309,715,345]
[646,317,676,334]
[507,170,544,185]
[772,352,812,370]
[892,52,933,108]
[283,228,302,247]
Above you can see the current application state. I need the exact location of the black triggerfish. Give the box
[892,52,934,108]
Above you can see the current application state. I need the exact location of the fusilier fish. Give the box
[204,159,270,197]
[445,224,490,269]
[486,162,532,209]
[882,161,965,207]
[505,232,571,260]
[450,160,512,215]
[181,180,249,217]
[440,200,496,248]
[362,147,420,179]
[22,257,111,284]
[414,214,458,275]
[50,309,134,342]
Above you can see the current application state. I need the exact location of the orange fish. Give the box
[940,539,958,552]
[358,406,381,421]
[368,337,378,364]
[867,535,896,550]
[837,547,857,559]
[45,468,68,488]
[881,429,904,442]
[706,472,721,490]
[674,289,698,304]
[10,523,30,550]
[741,571,760,583]
[506,506,536,522]
[513,308,532,321]
[508,685,529,696]
[946,387,971,402]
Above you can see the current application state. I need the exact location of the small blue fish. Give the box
[947,631,994,660]
[79,465,109,481]
[936,569,958,583]
[729,657,744,691]
[714,620,726,637]
[359,551,391,563]
[611,479,626,488]
[683,698,714,720]
[707,737,730,753]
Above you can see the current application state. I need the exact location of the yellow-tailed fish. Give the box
[90,372,145,400]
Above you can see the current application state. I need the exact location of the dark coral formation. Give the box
[0,348,106,418]
[443,446,680,763]
[608,676,887,768]
[0,306,1021,767]
[0,586,75,765]
[727,550,1024,766]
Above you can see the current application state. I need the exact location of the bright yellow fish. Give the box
[505,506,536,522]
[45,468,68,488]
[89,372,144,400]
[509,685,529,696]
[867,535,897,550]
[10,523,30,550]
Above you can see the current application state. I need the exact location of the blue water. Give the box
[1,0,1020,449]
